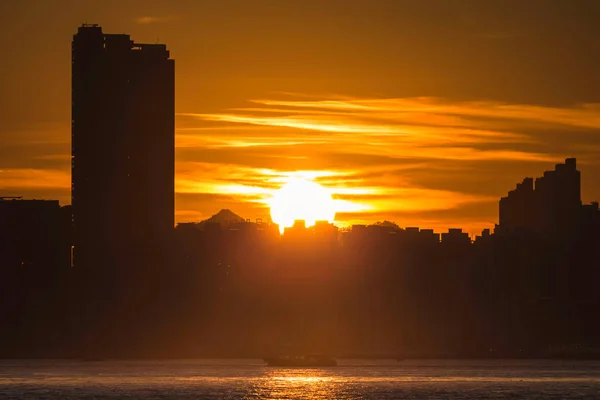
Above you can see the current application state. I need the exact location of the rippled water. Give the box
[1,359,599,399]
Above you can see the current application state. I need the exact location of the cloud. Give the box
[0,168,69,190]
[0,168,71,206]
[134,16,177,24]
[181,96,590,167]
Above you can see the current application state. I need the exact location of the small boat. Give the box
[263,354,337,367]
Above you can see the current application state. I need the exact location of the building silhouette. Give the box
[498,177,535,232]
[4,31,600,361]
[0,197,70,273]
[0,197,72,357]
[497,158,582,235]
[71,25,175,271]
[535,158,581,234]
[1,155,600,358]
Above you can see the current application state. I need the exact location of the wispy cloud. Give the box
[134,15,177,25]
[181,96,579,165]
[0,168,70,206]
[0,168,70,190]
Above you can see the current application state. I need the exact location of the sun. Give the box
[269,178,336,233]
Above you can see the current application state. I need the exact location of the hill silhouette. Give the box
[199,209,245,227]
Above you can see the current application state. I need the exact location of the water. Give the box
[1,359,599,399]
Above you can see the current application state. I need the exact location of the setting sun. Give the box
[269,178,336,233]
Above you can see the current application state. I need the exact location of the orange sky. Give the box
[1,0,600,235]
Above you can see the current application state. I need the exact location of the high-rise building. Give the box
[534,158,581,235]
[496,158,582,236]
[498,177,535,232]
[71,25,175,271]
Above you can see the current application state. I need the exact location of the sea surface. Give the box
[1,359,599,399]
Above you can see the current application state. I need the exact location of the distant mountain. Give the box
[371,220,400,229]
[199,209,245,227]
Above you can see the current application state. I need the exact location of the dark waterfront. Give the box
[1,359,599,399]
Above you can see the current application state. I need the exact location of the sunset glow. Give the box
[2,1,600,236]
[3,3,600,388]
[269,178,336,233]
[7,92,600,234]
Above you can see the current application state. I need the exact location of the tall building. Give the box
[71,25,175,270]
[498,177,535,232]
[534,158,581,235]
[496,158,581,236]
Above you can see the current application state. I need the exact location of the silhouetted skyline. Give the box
[1,151,599,358]
[1,16,600,360]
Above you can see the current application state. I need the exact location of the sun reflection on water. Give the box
[272,375,332,383]
[248,370,339,400]
[2,360,600,399]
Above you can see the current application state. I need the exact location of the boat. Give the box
[264,354,337,367]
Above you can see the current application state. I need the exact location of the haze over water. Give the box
[1,359,599,399]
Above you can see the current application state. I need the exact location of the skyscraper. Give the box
[496,158,582,237]
[498,177,535,233]
[71,25,175,271]
[534,158,581,236]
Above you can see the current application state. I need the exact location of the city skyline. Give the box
[1,152,599,358]
[3,4,600,398]
[2,1,600,235]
